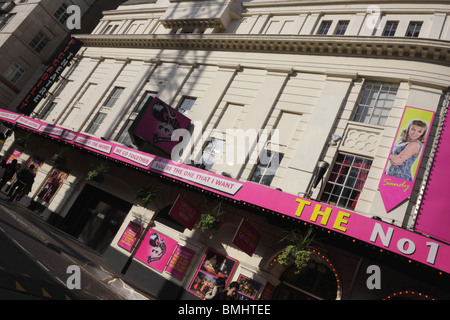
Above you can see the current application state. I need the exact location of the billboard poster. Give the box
[188,248,237,299]
[168,194,201,230]
[135,228,178,273]
[414,104,450,243]
[37,169,68,204]
[378,106,434,212]
[118,221,142,252]
[129,97,191,155]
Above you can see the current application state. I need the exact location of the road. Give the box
[0,196,150,300]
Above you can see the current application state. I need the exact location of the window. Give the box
[352,82,398,126]
[54,3,70,25]
[115,119,133,146]
[30,31,51,53]
[317,21,332,35]
[87,113,107,134]
[178,97,196,115]
[40,102,57,120]
[103,24,119,34]
[335,21,349,35]
[4,63,25,85]
[0,13,16,30]
[134,91,156,113]
[320,153,372,210]
[250,151,284,186]
[103,87,124,108]
[406,22,422,37]
[201,139,224,170]
[382,21,398,36]
[114,91,157,145]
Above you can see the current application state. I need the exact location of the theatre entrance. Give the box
[63,184,132,253]
[272,255,339,300]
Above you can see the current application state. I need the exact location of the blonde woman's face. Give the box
[408,125,425,141]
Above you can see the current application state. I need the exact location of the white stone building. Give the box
[1,0,449,300]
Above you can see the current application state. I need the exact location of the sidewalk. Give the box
[0,194,156,300]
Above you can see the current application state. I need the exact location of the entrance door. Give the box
[63,184,132,253]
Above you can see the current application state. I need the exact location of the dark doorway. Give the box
[272,256,339,300]
[62,184,132,253]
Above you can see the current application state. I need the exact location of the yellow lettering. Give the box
[295,198,311,217]
[310,204,332,226]
[333,211,351,232]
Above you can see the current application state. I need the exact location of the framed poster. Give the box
[134,228,178,273]
[188,248,238,299]
[118,221,142,252]
[37,168,68,204]
[236,274,261,300]
[165,245,195,280]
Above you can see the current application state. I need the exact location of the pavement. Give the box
[0,193,156,300]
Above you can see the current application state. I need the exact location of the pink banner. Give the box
[135,228,178,273]
[415,105,450,244]
[168,194,201,230]
[378,106,434,212]
[238,182,450,274]
[232,219,261,257]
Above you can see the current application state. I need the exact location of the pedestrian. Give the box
[7,164,36,202]
[211,281,239,300]
[0,159,18,191]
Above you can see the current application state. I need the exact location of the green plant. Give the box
[277,227,315,274]
[16,133,32,149]
[86,161,109,182]
[52,148,67,167]
[135,185,159,207]
[195,203,223,239]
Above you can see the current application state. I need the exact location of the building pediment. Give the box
[160,0,242,30]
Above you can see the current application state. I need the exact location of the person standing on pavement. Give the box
[0,159,18,191]
[7,164,36,202]
[211,281,239,300]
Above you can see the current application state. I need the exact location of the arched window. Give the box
[273,251,341,300]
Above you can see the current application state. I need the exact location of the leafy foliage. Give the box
[278,228,315,274]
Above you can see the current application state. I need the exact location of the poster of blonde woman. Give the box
[379,106,434,212]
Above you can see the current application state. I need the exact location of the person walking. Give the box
[211,281,239,300]
[7,164,36,202]
[0,159,18,191]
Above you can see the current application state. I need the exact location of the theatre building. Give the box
[1,0,449,300]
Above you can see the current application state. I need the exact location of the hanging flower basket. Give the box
[135,185,159,207]
[277,228,315,274]
[86,162,109,183]
[195,203,223,239]
[52,148,67,167]
[16,133,32,150]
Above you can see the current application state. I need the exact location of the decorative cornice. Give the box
[75,34,450,65]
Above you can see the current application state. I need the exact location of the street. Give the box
[0,195,150,300]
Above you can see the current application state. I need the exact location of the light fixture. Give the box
[329,134,342,146]
[305,160,330,198]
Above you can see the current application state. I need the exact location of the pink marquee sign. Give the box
[1,108,448,274]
